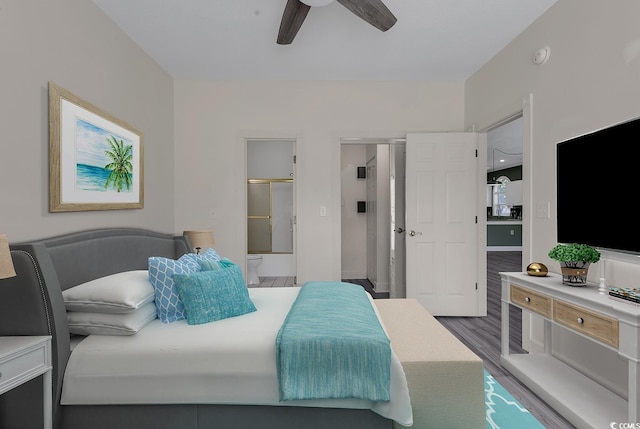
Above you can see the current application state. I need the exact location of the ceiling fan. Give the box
[277,0,397,45]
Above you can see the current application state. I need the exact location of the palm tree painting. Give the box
[75,118,134,193]
[104,136,133,192]
[50,82,142,212]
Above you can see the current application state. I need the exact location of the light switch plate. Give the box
[536,201,550,219]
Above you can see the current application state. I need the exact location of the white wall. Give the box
[247,140,294,178]
[174,81,465,283]
[467,0,640,275]
[0,0,176,241]
[465,0,640,398]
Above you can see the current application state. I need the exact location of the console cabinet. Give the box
[0,336,52,428]
[501,272,640,429]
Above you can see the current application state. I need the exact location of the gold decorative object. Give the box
[526,262,548,277]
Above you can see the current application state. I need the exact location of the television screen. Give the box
[556,117,640,254]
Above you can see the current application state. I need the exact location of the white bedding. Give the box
[61,287,413,426]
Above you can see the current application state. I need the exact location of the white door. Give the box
[365,160,377,287]
[405,132,484,316]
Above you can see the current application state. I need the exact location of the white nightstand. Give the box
[0,336,53,429]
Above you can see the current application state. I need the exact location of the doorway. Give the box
[487,112,529,338]
[486,116,524,255]
[485,115,525,345]
[341,132,486,316]
[340,139,405,298]
[246,139,296,284]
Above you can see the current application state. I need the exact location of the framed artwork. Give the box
[49,82,143,212]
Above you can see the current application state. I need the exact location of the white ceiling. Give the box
[91,0,557,81]
[91,0,545,170]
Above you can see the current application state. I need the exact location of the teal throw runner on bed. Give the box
[276,281,391,402]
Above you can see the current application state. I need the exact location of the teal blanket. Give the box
[276,282,391,402]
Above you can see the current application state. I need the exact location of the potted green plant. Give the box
[548,243,600,286]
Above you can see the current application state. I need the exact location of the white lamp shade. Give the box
[0,234,17,279]
[183,230,216,252]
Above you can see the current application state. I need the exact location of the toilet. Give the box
[247,255,263,285]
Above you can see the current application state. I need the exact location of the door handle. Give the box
[395,227,404,234]
[408,230,422,237]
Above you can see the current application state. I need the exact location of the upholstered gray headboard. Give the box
[0,228,190,429]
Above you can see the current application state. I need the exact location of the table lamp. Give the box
[0,234,16,280]
[183,230,215,254]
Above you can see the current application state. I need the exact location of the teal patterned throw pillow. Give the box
[148,253,200,323]
[148,250,224,323]
[173,265,257,325]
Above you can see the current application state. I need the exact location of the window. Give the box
[492,176,511,217]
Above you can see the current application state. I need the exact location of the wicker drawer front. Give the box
[553,300,619,348]
[510,285,552,318]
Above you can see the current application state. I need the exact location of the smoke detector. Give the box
[533,46,551,65]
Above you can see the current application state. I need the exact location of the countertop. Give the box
[487,219,522,225]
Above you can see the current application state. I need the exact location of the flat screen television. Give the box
[556,116,640,254]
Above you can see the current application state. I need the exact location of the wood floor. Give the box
[436,251,575,429]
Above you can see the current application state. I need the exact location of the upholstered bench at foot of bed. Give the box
[375,299,485,429]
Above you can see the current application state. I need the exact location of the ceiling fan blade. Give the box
[336,0,397,32]
[277,0,312,45]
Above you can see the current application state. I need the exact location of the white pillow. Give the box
[66,302,157,336]
[63,270,154,313]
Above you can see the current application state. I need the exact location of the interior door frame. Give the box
[473,94,533,348]
[338,138,405,289]
[244,137,298,283]
[474,96,532,269]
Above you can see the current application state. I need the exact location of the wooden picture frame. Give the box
[48,82,143,212]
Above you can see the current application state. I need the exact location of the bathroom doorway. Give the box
[246,139,296,285]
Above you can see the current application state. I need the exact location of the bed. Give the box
[0,228,485,429]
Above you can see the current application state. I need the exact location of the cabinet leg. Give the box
[44,369,52,429]
[630,360,639,423]
[501,299,510,356]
